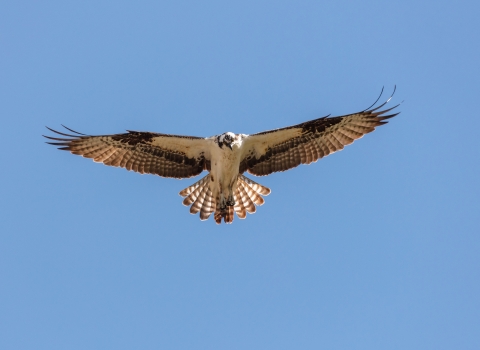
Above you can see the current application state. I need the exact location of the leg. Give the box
[226,194,235,207]
[226,183,235,207]
[219,193,227,210]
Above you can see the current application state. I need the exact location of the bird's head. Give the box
[217,132,236,150]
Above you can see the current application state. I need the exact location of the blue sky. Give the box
[1,1,479,349]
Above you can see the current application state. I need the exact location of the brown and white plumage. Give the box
[45,89,399,224]
[45,128,211,178]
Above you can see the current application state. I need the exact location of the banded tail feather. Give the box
[179,174,271,224]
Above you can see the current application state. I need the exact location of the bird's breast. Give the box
[210,146,242,183]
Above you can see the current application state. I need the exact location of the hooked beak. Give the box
[227,143,233,150]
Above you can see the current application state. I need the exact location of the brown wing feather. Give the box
[240,98,399,176]
[44,128,211,179]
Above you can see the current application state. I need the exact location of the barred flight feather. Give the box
[190,184,209,214]
[234,186,247,219]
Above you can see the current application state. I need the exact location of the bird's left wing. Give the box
[240,97,399,176]
[44,127,212,179]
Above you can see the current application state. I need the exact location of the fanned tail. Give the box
[180,174,271,224]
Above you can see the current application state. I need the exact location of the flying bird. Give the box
[44,89,399,224]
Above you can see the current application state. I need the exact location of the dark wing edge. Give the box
[43,126,210,179]
[240,90,400,176]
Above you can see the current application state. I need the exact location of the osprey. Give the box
[45,89,399,224]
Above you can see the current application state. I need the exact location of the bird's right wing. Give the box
[44,127,213,179]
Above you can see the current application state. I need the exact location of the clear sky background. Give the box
[1,1,479,349]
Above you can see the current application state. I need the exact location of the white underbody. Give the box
[208,136,245,207]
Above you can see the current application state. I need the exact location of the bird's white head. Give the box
[216,132,237,150]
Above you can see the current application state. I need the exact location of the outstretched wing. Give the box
[240,93,400,176]
[44,127,212,179]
